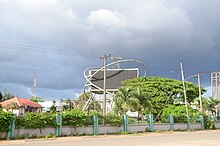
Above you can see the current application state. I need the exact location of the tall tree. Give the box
[62,99,73,111]
[1,90,15,101]
[114,77,205,116]
[131,87,152,120]
[114,87,139,115]
[50,100,57,112]
[207,97,220,115]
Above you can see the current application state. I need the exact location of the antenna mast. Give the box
[33,72,37,97]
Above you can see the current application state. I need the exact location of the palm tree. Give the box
[131,87,151,120]
[114,87,139,115]
[208,97,220,115]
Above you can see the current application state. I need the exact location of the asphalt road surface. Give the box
[1,130,220,146]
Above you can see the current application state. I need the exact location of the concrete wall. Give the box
[154,123,170,131]
[15,127,55,138]
[129,124,148,132]
[0,132,7,139]
[215,123,220,128]
[99,126,123,134]
[1,122,220,139]
[190,123,202,130]
[62,126,93,136]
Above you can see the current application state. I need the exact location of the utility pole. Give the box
[197,73,203,112]
[100,54,111,116]
[180,62,189,117]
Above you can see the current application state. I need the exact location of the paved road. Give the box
[1,130,220,146]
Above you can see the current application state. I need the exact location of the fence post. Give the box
[186,115,190,130]
[123,114,128,132]
[169,115,174,131]
[148,114,154,132]
[199,115,204,129]
[56,113,62,136]
[6,114,16,140]
[211,115,216,128]
[93,115,99,135]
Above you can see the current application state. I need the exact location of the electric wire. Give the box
[0,41,103,58]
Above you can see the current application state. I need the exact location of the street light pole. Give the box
[180,62,189,117]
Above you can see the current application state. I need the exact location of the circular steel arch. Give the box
[83,59,147,96]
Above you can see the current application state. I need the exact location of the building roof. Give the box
[0,97,43,108]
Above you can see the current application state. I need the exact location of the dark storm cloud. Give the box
[0,0,219,98]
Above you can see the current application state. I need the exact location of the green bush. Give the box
[104,113,123,126]
[0,111,14,132]
[161,105,199,123]
[128,117,138,124]
[15,112,56,129]
[203,115,215,129]
[62,110,92,127]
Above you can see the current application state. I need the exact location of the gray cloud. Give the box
[0,0,219,99]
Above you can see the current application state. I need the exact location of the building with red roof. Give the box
[0,97,43,115]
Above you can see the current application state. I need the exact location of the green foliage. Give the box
[15,112,56,129]
[30,96,44,103]
[203,115,216,129]
[0,111,14,132]
[103,112,123,126]
[62,99,74,111]
[50,100,57,113]
[114,77,204,117]
[205,97,220,114]
[114,87,135,115]
[161,105,199,123]
[62,110,93,127]
[128,117,138,124]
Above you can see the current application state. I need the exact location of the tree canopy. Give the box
[114,76,206,117]
[0,90,15,102]
[30,96,44,103]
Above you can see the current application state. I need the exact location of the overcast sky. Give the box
[0,0,219,100]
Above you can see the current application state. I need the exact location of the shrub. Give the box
[104,113,123,126]
[15,112,56,129]
[0,111,14,132]
[62,110,92,127]
[161,105,199,123]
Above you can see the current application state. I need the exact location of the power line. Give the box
[0,41,102,58]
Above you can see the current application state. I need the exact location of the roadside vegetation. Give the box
[1,77,219,132]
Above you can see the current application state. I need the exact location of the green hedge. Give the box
[103,113,123,126]
[0,110,217,131]
[0,111,14,132]
[62,110,93,127]
[15,112,56,129]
